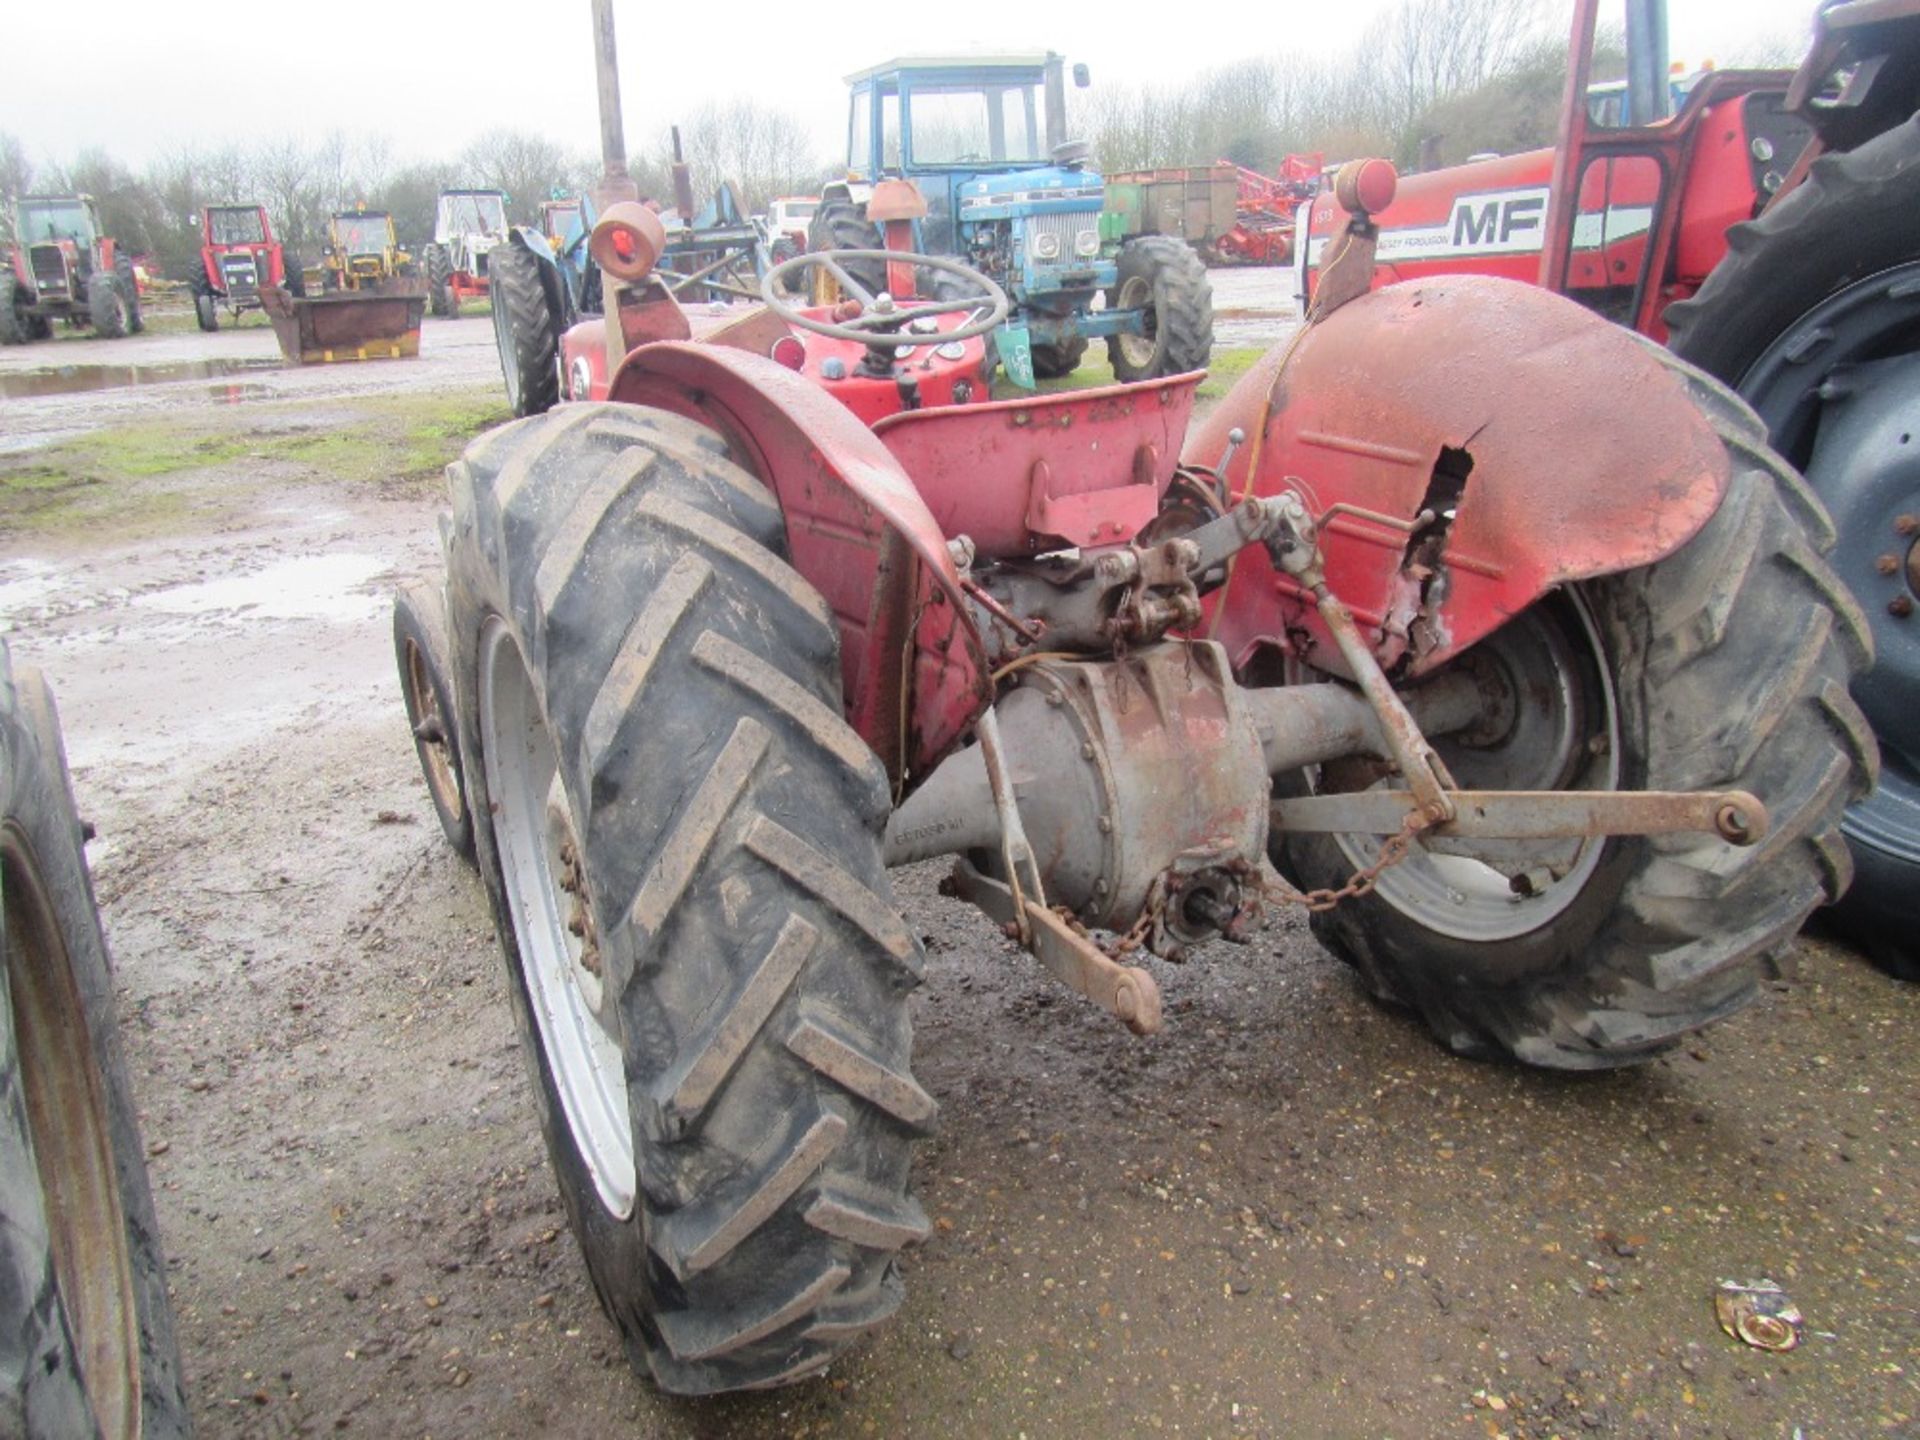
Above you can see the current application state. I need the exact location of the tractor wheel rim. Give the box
[1327,590,1621,942]
[4,829,141,1440]
[1736,258,1920,863]
[402,636,463,827]
[479,618,634,1216]
[1115,273,1157,369]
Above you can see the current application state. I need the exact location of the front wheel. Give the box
[193,289,218,333]
[445,403,932,1393]
[0,275,26,345]
[393,581,472,861]
[1030,335,1088,379]
[114,259,143,334]
[86,272,127,339]
[1274,359,1877,1067]
[425,244,453,318]
[1106,235,1213,382]
[0,647,190,1434]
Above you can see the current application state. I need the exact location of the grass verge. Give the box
[0,387,510,542]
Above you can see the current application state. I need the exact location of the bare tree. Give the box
[462,129,575,223]
[665,102,826,214]
[0,134,31,245]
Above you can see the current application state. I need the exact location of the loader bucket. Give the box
[260,281,427,364]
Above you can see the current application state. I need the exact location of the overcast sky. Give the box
[1,0,1819,174]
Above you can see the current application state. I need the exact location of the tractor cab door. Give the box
[1540,0,1804,341]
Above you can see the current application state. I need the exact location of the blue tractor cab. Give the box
[816,53,1212,383]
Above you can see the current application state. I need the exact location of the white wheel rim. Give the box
[479,618,635,1216]
[1330,592,1621,943]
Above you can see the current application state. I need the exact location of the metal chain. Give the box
[1266,811,1426,913]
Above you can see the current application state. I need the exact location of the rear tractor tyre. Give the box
[86,273,127,339]
[0,645,191,1436]
[425,244,453,318]
[193,289,218,333]
[1665,116,1920,977]
[394,581,473,862]
[490,241,560,418]
[445,403,932,1393]
[1274,357,1877,1067]
[1106,234,1213,382]
[806,199,885,296]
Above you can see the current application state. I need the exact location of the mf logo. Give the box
[1448,188,1550,253]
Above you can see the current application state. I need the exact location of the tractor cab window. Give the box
[208,209,267,246]
[18,201,93,245]
[905,83,1044,166]
[438,193,506,237]
[848,85,874,175]
[880,87,902,171]
[334,216,389,255]
[542,205,581,239]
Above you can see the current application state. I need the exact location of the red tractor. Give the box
[0,194,142,344]
[393,140,1871,1390]
[1299,0,1920,972]
[192,203,293,331]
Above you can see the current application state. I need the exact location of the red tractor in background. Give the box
[0,194,142,344]
[1299,0,1920,973]
[192,203,294,331]
[391,0,1875,1369]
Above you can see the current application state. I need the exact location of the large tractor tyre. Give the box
[393,581,473,862]
[1275,358,1876,1068]
[1665,117,1920,976]
[1030,336,1089,380]
[425,244,454,318]
[85,273,127,340]
[0,648,191,1437]
[444,403,932,1393]
[806,200,885,295]
[113,259,142,335]
[1106,235,1213,382]
[0,276,26,346]
[193,288,218,334]
[489,243,560,418]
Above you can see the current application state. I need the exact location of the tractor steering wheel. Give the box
[760,249,1009,348]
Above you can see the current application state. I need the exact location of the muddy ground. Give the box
[0,291,1915,1440]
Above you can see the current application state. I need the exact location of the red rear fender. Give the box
[1187,275,1729,678]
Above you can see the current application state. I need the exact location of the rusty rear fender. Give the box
[1186,275,1732,678]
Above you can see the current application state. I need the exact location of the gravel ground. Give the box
[0,295,1912,1440]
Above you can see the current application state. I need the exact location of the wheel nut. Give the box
[1891,595,1915,618]
[1877,554,1902,575]
[1895,514,1919,536]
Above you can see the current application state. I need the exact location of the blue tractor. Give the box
[814,53,1213,383]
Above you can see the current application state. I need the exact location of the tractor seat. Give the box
[871,371,1203,557]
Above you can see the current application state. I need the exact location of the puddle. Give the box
[0,357,283,400]
[0,560,74,621]
[130,553,388,624]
